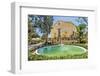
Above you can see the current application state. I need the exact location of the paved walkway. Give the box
[28,42,45,50]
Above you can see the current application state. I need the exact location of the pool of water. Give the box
[36,45,87,57]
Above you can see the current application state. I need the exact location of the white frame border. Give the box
[11,2,97,74]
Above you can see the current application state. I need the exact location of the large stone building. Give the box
[50,21,78,43]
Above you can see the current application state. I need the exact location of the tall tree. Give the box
[32,15,53,44]
[28,16,34,44]
[77,23,87,43]
[28,16,40,44]
[76,17,88,43]
[77,17,88,25]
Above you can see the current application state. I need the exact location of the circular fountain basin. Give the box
[36,45,87,57]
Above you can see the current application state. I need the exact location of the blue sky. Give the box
[53,16,87,26]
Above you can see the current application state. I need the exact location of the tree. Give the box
[28,16,40,44]
[76,17,88,43]
[31,15,53,44]
[28,17,34,44]
[77,17,88,25]
[77,24,87,43]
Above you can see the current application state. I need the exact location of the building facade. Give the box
[50,21,78,44]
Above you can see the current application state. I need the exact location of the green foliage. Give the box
[28,16,40,44]
[28,15,53,45]
[76,17,88,25]
[77,23,88,43]
[78,24,87,31]
[31,15,53,43]
[28,51,88,60]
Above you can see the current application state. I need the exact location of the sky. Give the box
[53,16,87,26]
